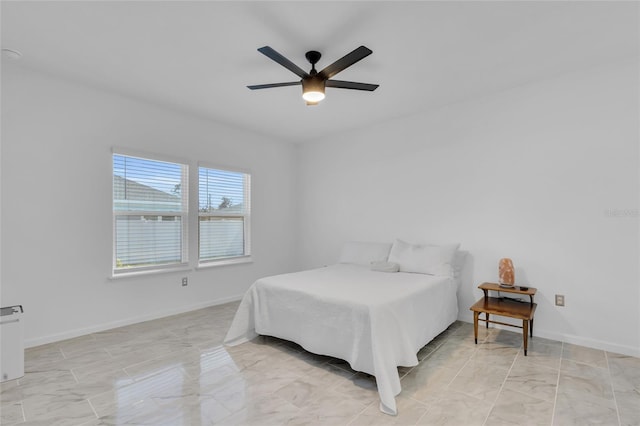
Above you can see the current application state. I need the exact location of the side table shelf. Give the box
[470,282,537,355]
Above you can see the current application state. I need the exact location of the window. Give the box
[198,166,251,264]
[113,153,188,275]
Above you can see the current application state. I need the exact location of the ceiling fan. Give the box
[247,45,379,105]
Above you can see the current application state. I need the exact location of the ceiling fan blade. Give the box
[318,46,373,80]
[326,80,379,91]
[247,81,301,90]
[257,46,309,79]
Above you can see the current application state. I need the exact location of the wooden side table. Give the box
[469,282,537,355]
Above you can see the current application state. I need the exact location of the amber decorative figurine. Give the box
[499,258,515,286]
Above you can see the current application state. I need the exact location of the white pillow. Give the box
[370,261,400,273]
[339,241,392,266]
[388,239,460,276]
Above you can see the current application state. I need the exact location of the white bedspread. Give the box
[224,263,459,415]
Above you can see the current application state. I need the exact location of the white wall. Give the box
[2,58,638,357]
[1,64,297,347]
[295,60,640,357]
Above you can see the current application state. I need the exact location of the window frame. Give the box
[197,162,252,268]
[111,149,190,278]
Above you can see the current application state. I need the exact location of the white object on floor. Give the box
[0,305,25,382]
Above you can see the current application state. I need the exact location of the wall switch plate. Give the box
[181,277,188,287]
[555,294,565,306]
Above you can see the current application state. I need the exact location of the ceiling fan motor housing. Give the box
[302,75,325,102]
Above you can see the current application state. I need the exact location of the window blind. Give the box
[113,153,188,273]
[198,167,251,263]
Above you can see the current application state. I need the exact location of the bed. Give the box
[224,240,460,415]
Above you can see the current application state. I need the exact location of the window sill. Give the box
[110,264,191,280]
[197,256,253,270]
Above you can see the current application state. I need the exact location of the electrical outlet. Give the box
[181,277,188,287]
[555,294,565,306]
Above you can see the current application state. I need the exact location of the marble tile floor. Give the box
[1,301,639,426]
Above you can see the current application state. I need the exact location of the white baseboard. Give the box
[457,312,640,358]
[543,332,640,358]
[24,295,243,349]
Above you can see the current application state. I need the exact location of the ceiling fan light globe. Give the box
[302,91,325,102]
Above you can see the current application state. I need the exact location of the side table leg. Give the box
[530,318,534,337]
[473,311,479,344]
[523,320,529,356]
[485,313,489,329]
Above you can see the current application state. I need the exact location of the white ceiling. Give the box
[2,1,637,143]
